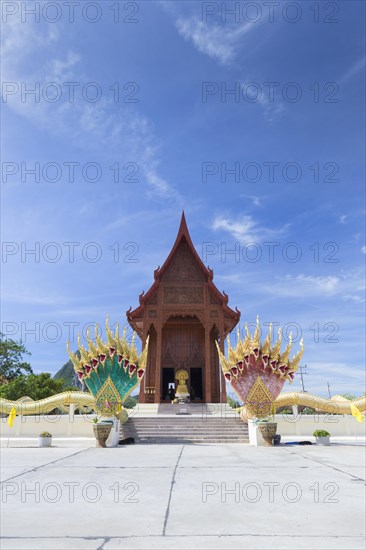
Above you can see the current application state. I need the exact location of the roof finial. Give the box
[179,210,188,232]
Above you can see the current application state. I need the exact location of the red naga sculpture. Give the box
[216,318,304,419]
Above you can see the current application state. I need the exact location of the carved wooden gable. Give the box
[160,240,206,283]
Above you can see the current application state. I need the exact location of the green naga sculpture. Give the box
[67,318,149,416]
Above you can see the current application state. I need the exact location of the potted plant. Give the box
[257,417,277,446]
[313,429,330,446]
[38,432,52,448]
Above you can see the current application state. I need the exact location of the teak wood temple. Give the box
[127,213,240,404]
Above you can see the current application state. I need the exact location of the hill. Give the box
[53,351,82,389]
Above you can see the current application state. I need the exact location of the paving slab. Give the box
[0,447,90,481]
[104,534,365,549]
[0,443,365,550]
[0,437,95,449]
[0,538,105,550]
[2,535,365,550]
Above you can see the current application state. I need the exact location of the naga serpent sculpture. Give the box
[216,318,365,419]
[1,319,149,418]
[66,319,149,416]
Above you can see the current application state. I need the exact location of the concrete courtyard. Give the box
[1,441,365,550]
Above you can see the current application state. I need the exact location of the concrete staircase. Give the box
[120,412,249,444]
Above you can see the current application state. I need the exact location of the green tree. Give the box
[123,395,138,409]
[340,393,357,400]
[227,396,241,409]
[0,333,33,383]
[0,373,75,401]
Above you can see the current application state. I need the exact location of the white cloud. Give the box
[290,362,365,396]
[280,274,340,296]
[339,57,366,85]
[212,214,289,242]
[242,81,286,123]
[172,15,285,121]
[176,16,256,66]
[342,294,365,303]
[361,246,366,254]
[266,270,365,301]
[1,17,180,202]
[161,5,285,122]
[45,51,81,82]
[240,194,262,207]
[1,16,59,66]
[2,288,69,306]
[339,215,348,224]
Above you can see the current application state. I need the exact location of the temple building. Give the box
[127,213,240,404]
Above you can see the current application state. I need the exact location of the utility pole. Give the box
[327,382,332,398]
[298,364,308,392]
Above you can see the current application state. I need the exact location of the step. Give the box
[124,420,246,430]
[123,428,248,432]
[137,434,248,439]
[134,436,249,441]
[123,427,248,431]
[126,419,244,423]
[122,427,248,431]
[135,441,249,444]
[124,425,246,430]
[129,404,241,417]
[121,423,247,429]
[125,432,249,439]
[123,426,246,429]
[126,420,243,422]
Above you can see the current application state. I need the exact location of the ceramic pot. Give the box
[93,423,113,447]
[315,436,330,446]
[38,436,52,448]
[258,422,277,446]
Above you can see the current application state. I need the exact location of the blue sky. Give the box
[1,0,365,396]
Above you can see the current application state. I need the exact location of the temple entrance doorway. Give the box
[162,368,175,401]
[190,367,203,401]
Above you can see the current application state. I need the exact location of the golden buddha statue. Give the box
[175,368,190,401]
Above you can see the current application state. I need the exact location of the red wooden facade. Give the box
[127,213,240,403]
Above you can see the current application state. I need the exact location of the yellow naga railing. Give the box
[0,392,95,415]
[274,392,366,414]
[0,391,365,416]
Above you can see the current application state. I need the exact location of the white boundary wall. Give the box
[276,413,365,436]
[0,413,96,437]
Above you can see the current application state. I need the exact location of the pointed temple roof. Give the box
[127,212,240,332]
[155,211,213,282]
